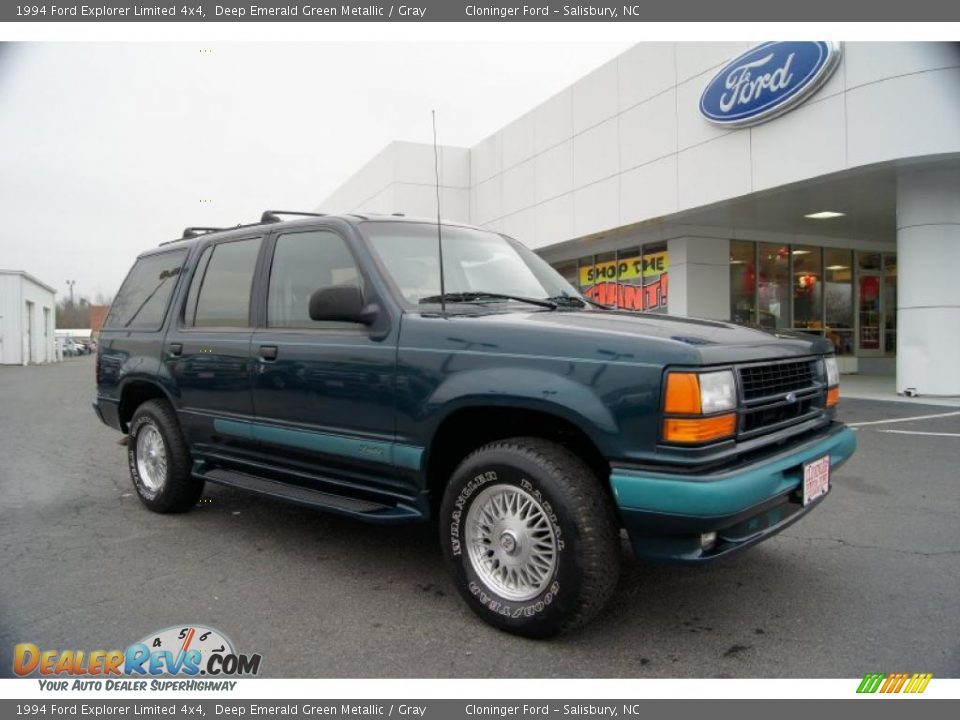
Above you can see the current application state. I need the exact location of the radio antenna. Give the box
[432,109,446,315]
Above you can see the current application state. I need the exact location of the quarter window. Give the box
[105,250,187,331]
[188,238,262,327]
[267,230,363,329]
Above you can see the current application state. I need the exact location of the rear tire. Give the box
[439,437,620,638]
[127,399,203,513]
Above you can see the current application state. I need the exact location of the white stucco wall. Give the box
[319,42,960,253]
[317,140,471,222]
[469,41,960,249]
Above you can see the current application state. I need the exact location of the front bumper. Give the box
[610,423,857,563]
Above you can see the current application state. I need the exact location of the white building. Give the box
[0,270,58,365]
[319,41,960,396]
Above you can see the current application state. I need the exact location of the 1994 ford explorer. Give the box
[94,211,856,637]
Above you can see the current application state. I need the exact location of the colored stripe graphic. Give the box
[857,672,932,694]
[213,418,424,471]
[857,673,886,693]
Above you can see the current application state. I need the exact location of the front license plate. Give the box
[803,455,831,506]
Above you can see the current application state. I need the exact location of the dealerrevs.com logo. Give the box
[13,625,261,690]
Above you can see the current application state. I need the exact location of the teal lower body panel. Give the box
[610,424,857,563]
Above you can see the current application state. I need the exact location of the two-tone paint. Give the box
[95,215,856,561]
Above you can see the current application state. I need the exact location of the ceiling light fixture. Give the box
[826,265,850,270]
[804,211,846,219]
[791,249,811,255]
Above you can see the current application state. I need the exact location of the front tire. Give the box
[127,399,203,513]
[440,438,620,638]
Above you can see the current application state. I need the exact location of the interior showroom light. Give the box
[804,211,846,219]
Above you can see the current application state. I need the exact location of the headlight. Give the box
[662,369,738,444]
[823,356,840,408]
[824,356,840,387]
[699,370,737,414]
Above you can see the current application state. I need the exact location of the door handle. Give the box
[259,345,278,361]
[168,343,182,357]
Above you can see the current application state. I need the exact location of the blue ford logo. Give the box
[700,42,842,127]
[785,392,797,404]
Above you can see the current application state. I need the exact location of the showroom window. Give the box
[729,240,756,325]
[728,242,895,357]
[824,249,854,356]
[792,246,823,331]
[758,243,791,329]
[884,254,897,354]
[565,242,669,313]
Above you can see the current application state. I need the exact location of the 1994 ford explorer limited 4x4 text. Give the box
[94,211,856,637]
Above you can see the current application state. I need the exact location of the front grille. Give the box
[739,360,817,401]
[742,397,816,434]
[736,358,824,439]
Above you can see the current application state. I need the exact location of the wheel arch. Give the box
[117,377,175,433]
[423,401,613,513]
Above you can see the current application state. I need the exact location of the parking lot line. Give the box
[846,410,960,428]
[877,430,960,437]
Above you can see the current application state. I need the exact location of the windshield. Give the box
[360,222,580,306]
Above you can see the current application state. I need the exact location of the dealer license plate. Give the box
[803,455,831,506]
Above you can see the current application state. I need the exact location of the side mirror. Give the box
[308,285,377,325]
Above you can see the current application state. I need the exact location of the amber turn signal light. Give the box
[664,372,702,415]
[662,414,737,444]
[826,386,840,408]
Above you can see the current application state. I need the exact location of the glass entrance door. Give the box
[856,251,897,357]
[857,273,883,355]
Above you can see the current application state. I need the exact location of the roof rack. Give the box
[260,210,326,223]
[159,227,224,246]
[182,226,224,238]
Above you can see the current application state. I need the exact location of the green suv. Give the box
[94,212,856,637]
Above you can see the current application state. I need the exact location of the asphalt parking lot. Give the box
[1,357,958,678]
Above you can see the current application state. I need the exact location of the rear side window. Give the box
[104,250,187,331]
[267,230,362,328]
[186,238,262,327]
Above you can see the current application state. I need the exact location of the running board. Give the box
[202,468,422,522]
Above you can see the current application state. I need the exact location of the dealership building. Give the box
[318,41,960,396]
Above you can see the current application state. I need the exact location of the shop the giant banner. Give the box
[579,252,668,312]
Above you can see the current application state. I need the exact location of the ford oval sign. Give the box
[700,42,841,128]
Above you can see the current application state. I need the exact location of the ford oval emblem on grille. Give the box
[785,392,797,403]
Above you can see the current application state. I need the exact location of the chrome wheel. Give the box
[135,423,167,494]
[465,483,558,602]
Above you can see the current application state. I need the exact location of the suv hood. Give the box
[411,308,833,366]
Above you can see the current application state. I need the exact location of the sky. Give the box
[0,41,629,301]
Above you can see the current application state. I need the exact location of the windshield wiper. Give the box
[547,294,608,309]
[419,291,557,310]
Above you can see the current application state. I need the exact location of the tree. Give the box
[56,296,92,328]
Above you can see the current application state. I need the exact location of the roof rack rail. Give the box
[158,227,224,246]
[182,226,224,238]
[260,210,326,223]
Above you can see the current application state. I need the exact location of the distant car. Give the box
[60,339,80,357]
